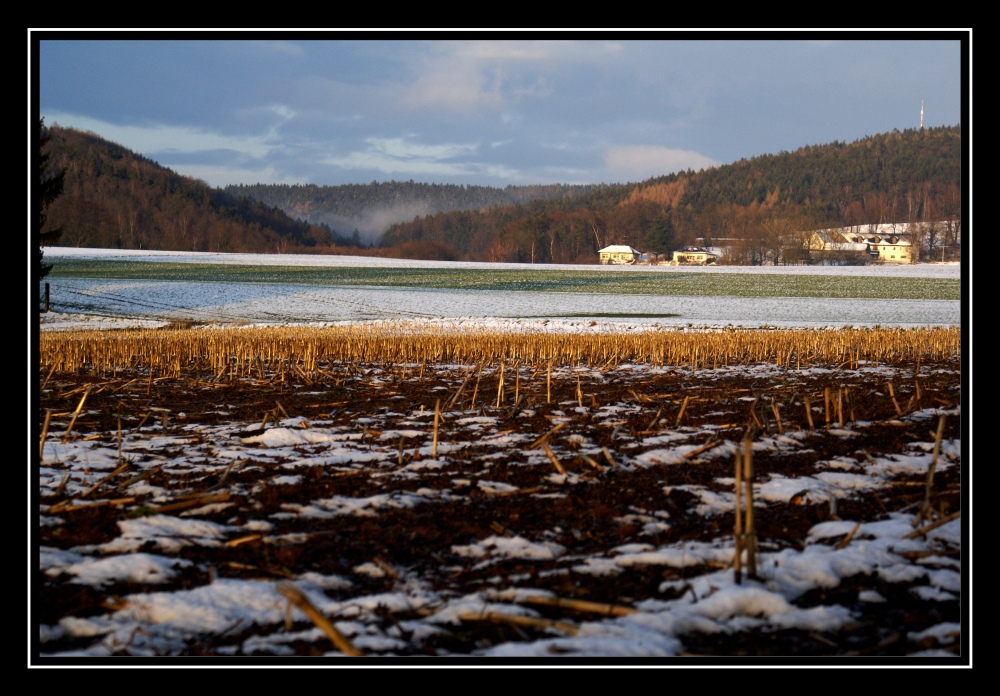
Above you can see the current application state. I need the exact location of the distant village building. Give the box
[813,229,914,263]
[697,230,915,265]
[671,246,719,265]
[804,230,864,253]
[642,252,672,264]
[598,245,644,264]
[848,232,913,263]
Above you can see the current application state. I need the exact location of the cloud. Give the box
[266,104,296,121]
[603,145,719,180]
[402,40,620,113]
[480,163,521,180]
[455,41,559,61]
[41,111,275,159]
[456,39,621,62]
[323,136,481,178]
[403,59,502,112]
[163,164,292,188]
[367,136,478,161]
[319,135,533,183]
[247,40,304,58]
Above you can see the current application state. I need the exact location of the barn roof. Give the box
[599,245,642,254]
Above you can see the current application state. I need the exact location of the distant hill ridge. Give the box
[225,181,601,245]
[376,125,961,263]
[41,124,961,264]
[43,126,346,255]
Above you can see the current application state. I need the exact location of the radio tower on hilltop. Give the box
[920,100,924,129]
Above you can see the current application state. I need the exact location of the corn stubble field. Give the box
[37,325,963,658]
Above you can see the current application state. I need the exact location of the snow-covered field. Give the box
[37,248,962,332]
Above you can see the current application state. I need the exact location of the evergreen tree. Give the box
[643,216,677,254]
[39,119,65,278]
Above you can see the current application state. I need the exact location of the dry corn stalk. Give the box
[683,438,722,460]
[546,361,552,403]
[888,381,904,417]
[834,522,862,550]
[517,594,635,617]
[528,421,567,449]
[733,437,758,582]
[38,326,960,376]
[457,610,579,636]
[496,362,505,407]
[276,582,363,656]
[61,387,91,444]
[904,511,960,540]
[915,414,947,528]
[734,449,743,582]
[40,409,53,460]
[541,441,566,475]
[432,399,441,459]
[743,437,758,578]
[676,396,690,426]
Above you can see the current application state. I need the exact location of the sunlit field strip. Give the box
[48,259,960,301]
[39,325,961,376]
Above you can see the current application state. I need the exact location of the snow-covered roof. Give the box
[874,236,911,246]
[675,247,718,255]
[813,230,850,245]
[826,242,870,252]
[819,226,916,244]
[599,245,642,254]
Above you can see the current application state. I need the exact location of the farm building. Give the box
[698,231,915,265]
[672,247,719,265]
[843,232,914,263]
[811,229,915,263]
[598,245,644,264]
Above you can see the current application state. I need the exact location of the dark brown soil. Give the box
[36,357,964,658]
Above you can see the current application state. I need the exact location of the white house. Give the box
[598,245,644,264]
[671,247,719,265]
[696,227,919,265]
[843,232,914,263]
[803,229,915,264]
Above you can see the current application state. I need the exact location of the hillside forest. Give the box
[38,123,963,265]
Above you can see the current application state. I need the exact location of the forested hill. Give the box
[40,123,961,263]
[379,125,962,263]
[41,126,356,254]
[223,181,600,245]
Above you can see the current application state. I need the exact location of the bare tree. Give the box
[590,218,603,251]
[919,185,942,261]
[760,215,795,265]
[940,184,961,261]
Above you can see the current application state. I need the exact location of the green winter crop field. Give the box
[47,259,960,301]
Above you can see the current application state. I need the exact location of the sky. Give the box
[33,32,967,190]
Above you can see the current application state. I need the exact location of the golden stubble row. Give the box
[37,324,962,378]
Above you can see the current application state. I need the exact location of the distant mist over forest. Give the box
[223,181,601,245]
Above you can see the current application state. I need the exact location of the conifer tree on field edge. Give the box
[38,118,65,279]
